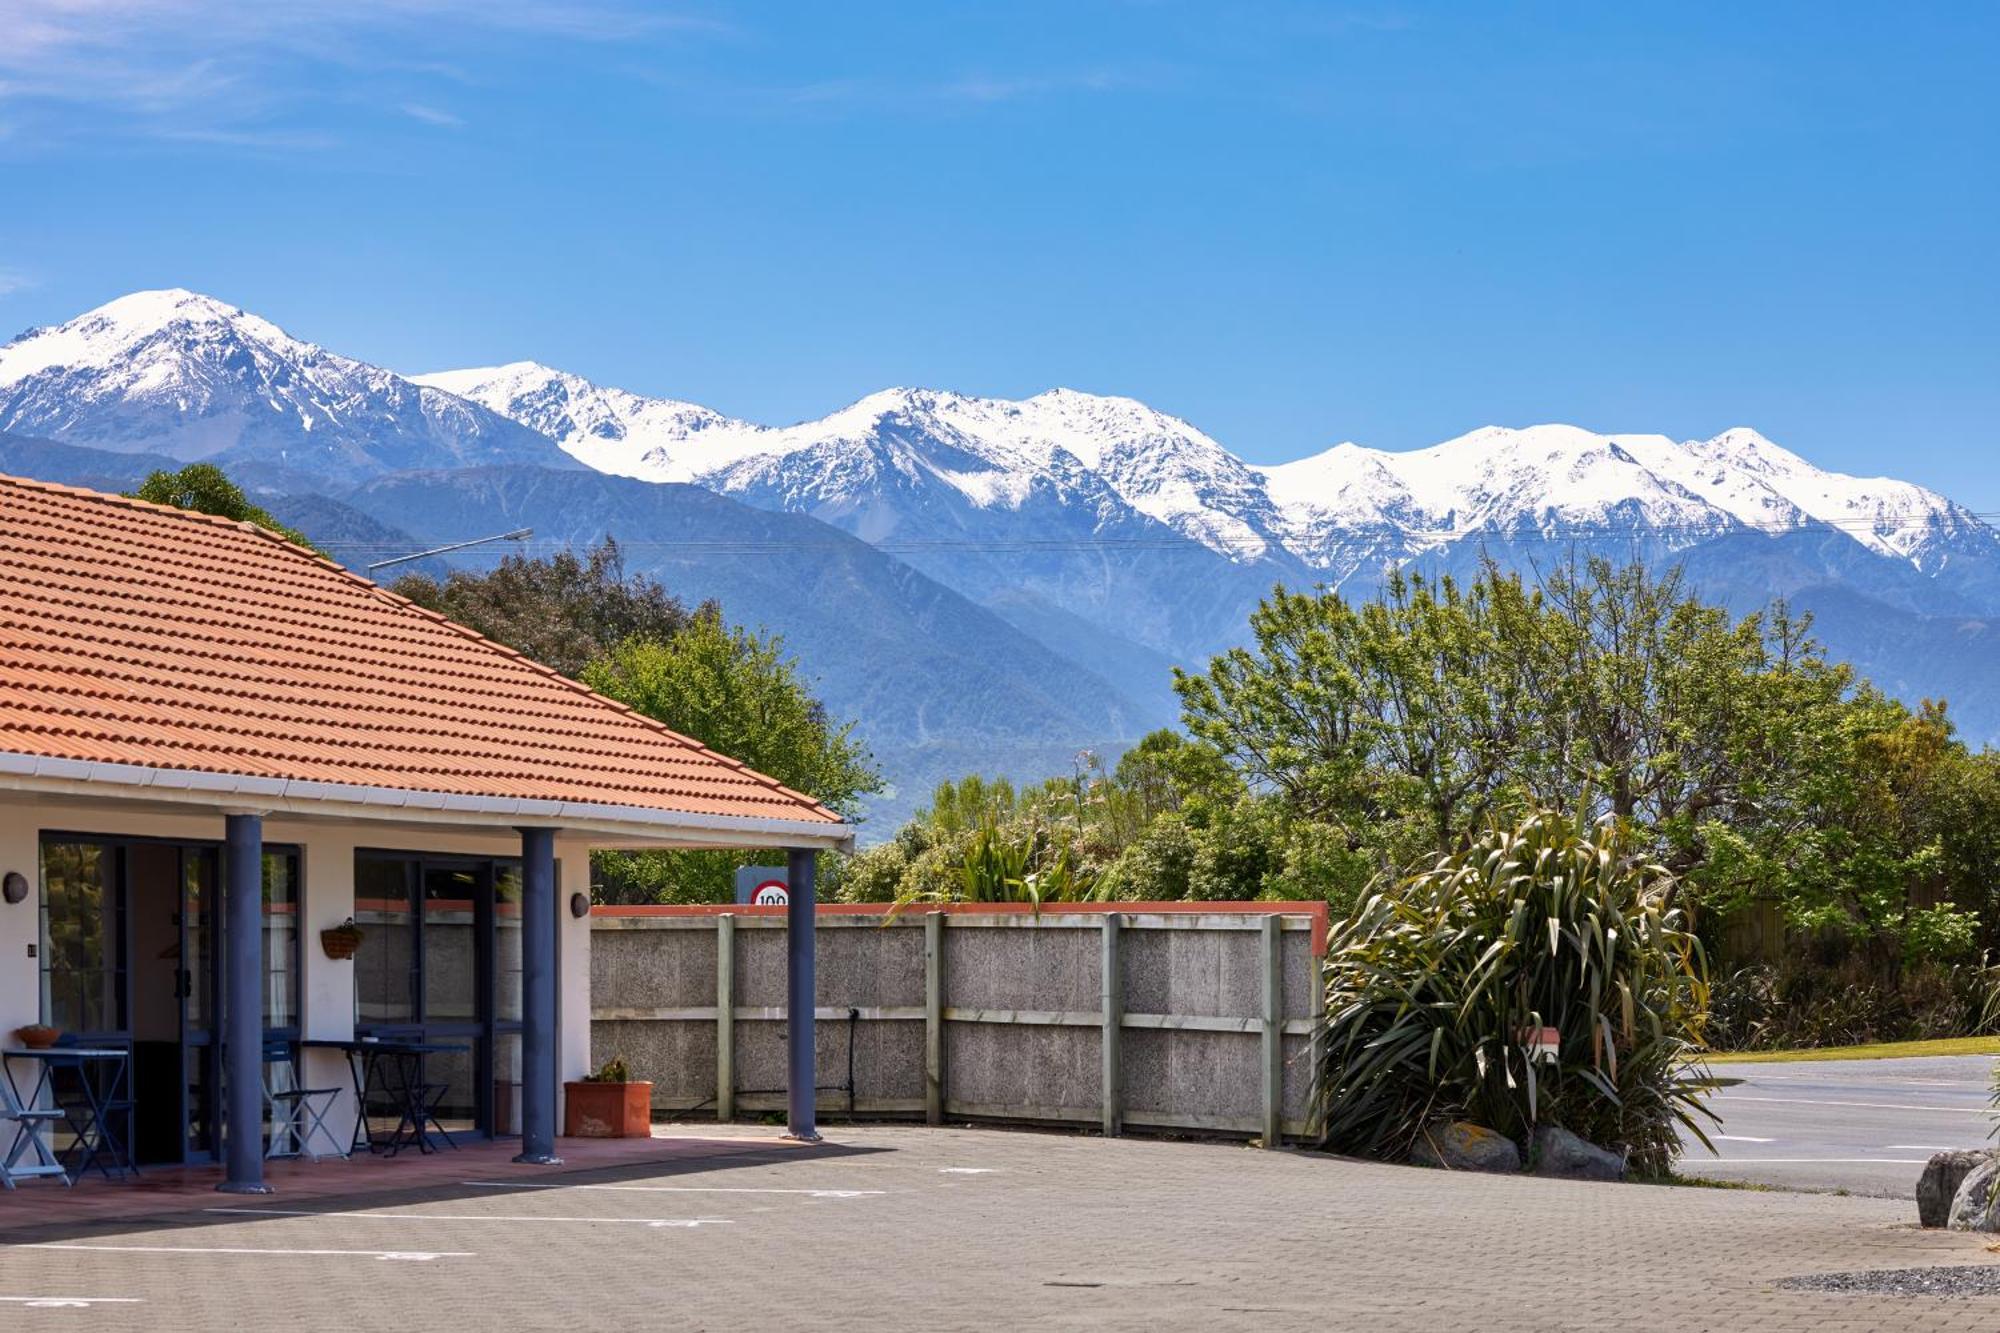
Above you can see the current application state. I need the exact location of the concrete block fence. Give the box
[590,902,1328,1145]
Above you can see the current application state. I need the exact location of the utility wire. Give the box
[316,508,2000,560]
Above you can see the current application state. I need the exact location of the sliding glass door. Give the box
[38,835,301,1166]
[352,851,525,1137]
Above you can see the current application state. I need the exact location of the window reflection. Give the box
[354,857,415,1024]
[40,842,123,1035]
[423,868,479,1022]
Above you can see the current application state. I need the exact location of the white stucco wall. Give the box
[0,792,593,1141]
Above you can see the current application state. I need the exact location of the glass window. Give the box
[422,867,479,1022]
[39,841,125,1035]
[354,856,415,1024]
[262,852,301,1030]
[495,863,522,1025]
[183,848,215,1033]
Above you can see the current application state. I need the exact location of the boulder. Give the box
[1919,1150,1996,1228]
[1948,1159,2000,1231]
[1410,1121,1521,1173]
[1530,1125,1627,1182]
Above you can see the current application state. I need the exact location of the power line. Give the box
[317,508,2000,560]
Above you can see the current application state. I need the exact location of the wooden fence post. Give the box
[925,911,945,1125]
[716,913,736,1121]
[1261,914,1282,1148]
[1101,913,1123,1137]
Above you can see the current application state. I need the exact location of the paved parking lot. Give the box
[2,1123,1998,1331]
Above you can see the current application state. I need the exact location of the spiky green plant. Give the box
[1319,807,1716,1173]
[891,819,1097,913]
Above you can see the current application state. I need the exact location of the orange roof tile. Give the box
[0,473,843,830]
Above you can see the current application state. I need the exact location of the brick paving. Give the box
[0,1123,1994,1330]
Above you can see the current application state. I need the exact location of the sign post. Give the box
[733,865,790,907]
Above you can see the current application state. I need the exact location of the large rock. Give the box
[1948,1159,2000,1231]
[1919,1150,1996,1228]
[1530,1125,1626,1182]
[1410,1121,1521,1173]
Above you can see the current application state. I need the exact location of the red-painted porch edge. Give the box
[593,898,1331,956]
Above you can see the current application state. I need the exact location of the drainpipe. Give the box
[217,811,272,1194]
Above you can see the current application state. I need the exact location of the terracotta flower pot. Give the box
[14,1024,60,1049]
[563,1080,653,1138]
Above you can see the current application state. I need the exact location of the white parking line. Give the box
[20,1243,470,1262]
[1690,1157,1928,1165]
[207,1207,734,1229]
[458,1180,883,1199]
[0,1296,145,1307]
[939,1168,996,1175]
[1885,1144,1963,1151]
[1711,1135,1775,1143]
[1720,1096,1987,1114]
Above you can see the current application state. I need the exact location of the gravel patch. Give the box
[1781,1265,2000,1298]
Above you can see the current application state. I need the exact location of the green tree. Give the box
[130,462,322,554]
[392,538,701,680]
[1174,570,1541,856]
[585,616,881,904]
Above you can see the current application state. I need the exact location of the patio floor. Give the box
[0,1129,811,1235]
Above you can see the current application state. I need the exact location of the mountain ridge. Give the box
[423,361,2000,604]
[4,289,1997,805]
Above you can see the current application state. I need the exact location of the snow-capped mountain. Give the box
[417,364,1294,660]
[0,290,571,481]
[1262,423,1995,571]
[424,361,2000,608]
[418,362,1289,555]
[6,288,2000,788]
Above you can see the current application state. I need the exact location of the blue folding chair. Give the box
[264,1039,347,1161]
[0,1065,70,1189]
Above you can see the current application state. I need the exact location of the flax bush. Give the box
[1319,808,1715,1173]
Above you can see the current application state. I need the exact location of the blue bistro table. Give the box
[1,1047,135,1180]
[301,1038,469,1157]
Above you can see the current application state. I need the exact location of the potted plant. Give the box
[563,1056,653,1138]
[320,917,365,960]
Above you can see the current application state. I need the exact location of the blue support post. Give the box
[785,847,820,1142]
[515,826,562,1165]
[217,812,271,1194]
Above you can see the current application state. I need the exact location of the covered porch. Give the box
[0,470,852,1198]
[0,777,845,1196]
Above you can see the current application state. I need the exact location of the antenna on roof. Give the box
[365,528,533,573]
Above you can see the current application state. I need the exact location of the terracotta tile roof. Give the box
[0,473,842,829]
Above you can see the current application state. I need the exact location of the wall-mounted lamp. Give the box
[1,871,26,905]
[569,891,591,919]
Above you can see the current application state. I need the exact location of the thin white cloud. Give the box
[0,0,718,141]
[0,268,36,297]
[938,69,1139,104]
[661,64,1164,115]
[400,102,464,128]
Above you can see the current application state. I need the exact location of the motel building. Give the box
[0,474,849,1194]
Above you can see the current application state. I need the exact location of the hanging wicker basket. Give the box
[320,918,365,961]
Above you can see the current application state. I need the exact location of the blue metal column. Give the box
[785,847,820,1142]
[514,826,562,1165]
[217,812,272,1194]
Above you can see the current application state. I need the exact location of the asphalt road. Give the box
[1678,1054,1997,1197]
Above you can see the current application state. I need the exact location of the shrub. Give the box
[1319,808,1714,1173]
[1705,955,1999,1050]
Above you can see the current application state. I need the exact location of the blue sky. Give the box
[2,2,1995,504]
